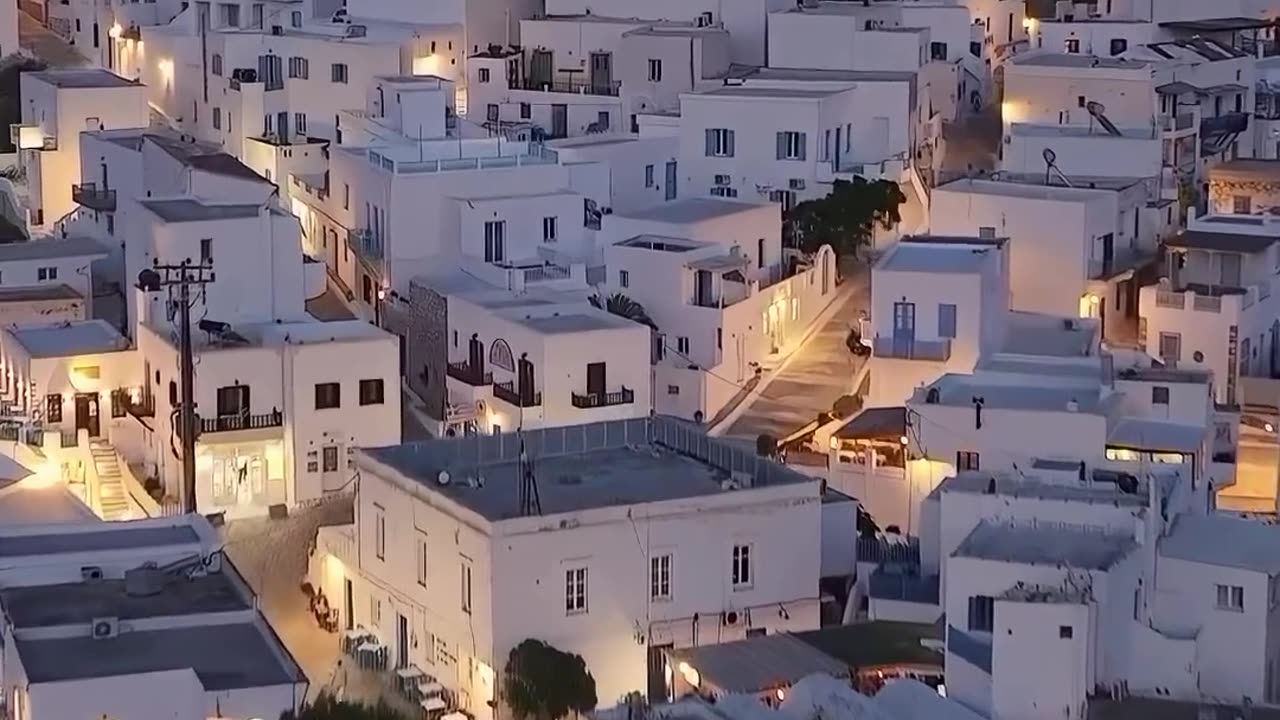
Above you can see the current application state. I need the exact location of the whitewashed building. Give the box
[1,0,17,61]
[310,418,828,720]
[600,198,839,422]
[1138,213,1280,406]
[12,69,148,228]
[0,514,306,719]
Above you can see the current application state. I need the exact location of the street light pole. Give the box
[138,259,214,514]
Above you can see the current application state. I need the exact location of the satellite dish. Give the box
[437,470,451,486]
[1042,148,1057,165]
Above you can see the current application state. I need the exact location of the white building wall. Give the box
[1,0,17,60]
[991,599,1095,720]
[767,12,926,73]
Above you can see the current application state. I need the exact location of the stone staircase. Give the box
[89,441,129,520]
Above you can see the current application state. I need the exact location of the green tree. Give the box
[0,56,49,153]
[589,292,657,330]
[280,692,408,720]
[504,639,598,720]
[786,177,906,259]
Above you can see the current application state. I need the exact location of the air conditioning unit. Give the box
[270,24,283,35]
[80,566,104,582]
[722,610,741,626]
[91,617,119,639]
[714,174,730,186]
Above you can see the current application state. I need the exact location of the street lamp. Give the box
[138,259,214,514]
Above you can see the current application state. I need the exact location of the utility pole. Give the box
[138,259,214,514]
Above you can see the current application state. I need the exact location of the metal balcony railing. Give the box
[519,77,621,97]
[571,387,635,409]
[493,381,541,407]
[446,362,492,386]
[871,336,952,362]
[347,228,384,264]
[72,183,117,212]
[201,409,283,433]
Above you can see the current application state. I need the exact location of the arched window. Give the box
[489,339,515,372]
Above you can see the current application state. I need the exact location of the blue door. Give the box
[893,302,916,356]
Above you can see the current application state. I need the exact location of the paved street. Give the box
[722,262,870,442]
[18,11,88,67]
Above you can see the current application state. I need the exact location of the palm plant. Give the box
[589,292,657,330]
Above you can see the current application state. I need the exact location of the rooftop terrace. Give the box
[1160,513,1280,574]
[614,197,769,225]
[0,572,249,627]
[361,418,817,522]
[8,320,130,359]
[877,242,1000,274]
[953,520,1136,570]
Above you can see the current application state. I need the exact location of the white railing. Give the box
[1155,290,1186,309]
[1192,295,1222,312]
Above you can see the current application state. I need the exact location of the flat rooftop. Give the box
[953,520,1136,570]
[515,312,635,334]
[0,524,199,558]
[935,177,1118,202]
[26,69,139,89]
[614,198,770,225]
[793,621,943,671]
[936,470,1149,509]
[1160,514,1280,574]
[1001,312,1097,357]
[729,65,917,84]
[8,320,129,359]
[1012,52,1148,70]
[139,199,264,223]
[0,572,249,627]
[1107,418,1203,454]
[0,236,108,262]
[0,284,82,302]
[361,417,815,522]
[14,621,301,689]
[917,374,1108,413]
[667,634,848,694]
[877,242,998,274]
[1166,228,1276,254]
[701,85,840,99]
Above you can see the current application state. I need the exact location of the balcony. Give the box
[346,228,383,265]
[492,381,541,408]
[518,77,621,97]
[571,387,635,409]
[1159,112,1195,132]
[72,183,117,212]
[446,361,492,387]
[1201,112,1249,156]
[871,336,952,362]
[200,410,283,434]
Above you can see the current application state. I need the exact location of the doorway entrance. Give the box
[74,393,100,438]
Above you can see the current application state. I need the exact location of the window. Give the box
[956,451,980,471]
[758,238,765,269]
[212,107,222,130]
[1234,195,1253,214]
[705,128,734,157]
[1158,332,1182,364]
[645,164,655,188]
[211,53,223,76]
[1065,38,1080,53]
[978,226,996,239]
[677,336,690,355]
[710,186,738,198]
[45,394,62,423]
[776,131,806,161]
[930,41,947,60]
[520,102,530,119]
[295,112,307,135]
[374,504,386,560]
[416,531,428,587]
[343,184,350,210]
[461,561,472,613]
[478,67,490,83]
[215,384,247,416]
[37,267,57,281]
[1059,625,1073,639]
[288,56,308,79]
[969,41,981,57]
[542,216,558,242]
[1216,583,1245,612]
[596,111,610,131]
[1109,38,1127,55]
[938,303,957,338]
[200,238,213,263]
[291,10,301,26]
[359,378,385,405]
[322,446,339,472]
[967,595,994,631]
[331,63,348,83]
[619,270,630,288]
[667,385,680,395]
[648,58,662,82]
[483,220,505,263]
[485,103,500,123]
[565,567,588,614]
[1152,386,1170,405]
[650,553,672,600]
[731,544,752,588]
[315,382,341,409]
